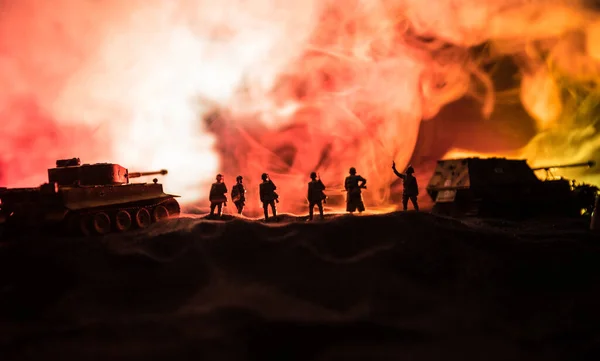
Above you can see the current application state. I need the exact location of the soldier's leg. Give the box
[347,194,357,213]
[317,201,324,218]
[308,202,314,220]
[357,196,365,213]
[209,202,216,215]
[263,202,269,220]
[217,203,223,216]
[270,201,277,219]
[410,195,419,211]
[358,202,365,213]
[402,194,409,211]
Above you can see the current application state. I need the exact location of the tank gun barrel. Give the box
[532,160,596,171]
[127,169,168,179]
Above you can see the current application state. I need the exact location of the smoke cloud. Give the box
[1,0,599,215]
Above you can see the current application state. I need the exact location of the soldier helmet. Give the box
[349,167,357,175]
[216,173,223,180]
[236,175,243,181]
[310,172,317,179]
[261,173,268,181]
[406,165,414,174]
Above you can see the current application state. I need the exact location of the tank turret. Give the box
[0,158,181,238]
[48,158,169,187]
[426,157,598,218]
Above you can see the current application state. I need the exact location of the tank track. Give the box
[63,197,181,236]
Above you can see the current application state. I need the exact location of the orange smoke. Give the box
[1,0,599,216]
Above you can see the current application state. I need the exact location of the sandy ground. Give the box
[0,211,599,361]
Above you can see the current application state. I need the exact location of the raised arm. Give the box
[392,162,405,179]
[392,168,405,179]
[270,180,277,190]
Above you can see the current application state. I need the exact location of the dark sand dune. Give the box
[0,212,599,361]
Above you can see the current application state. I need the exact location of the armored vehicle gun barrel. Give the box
[127,169,168,179]
[531,160,596,171]
[531,160,595,181]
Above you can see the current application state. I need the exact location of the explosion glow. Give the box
[1,0,600,215]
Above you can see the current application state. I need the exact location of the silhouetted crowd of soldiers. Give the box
[208,163,419,221]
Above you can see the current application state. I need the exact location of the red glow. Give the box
[1,0,599,216]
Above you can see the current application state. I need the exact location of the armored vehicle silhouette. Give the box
[426,157,598,218]
[0,158,180,236]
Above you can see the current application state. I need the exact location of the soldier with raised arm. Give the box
[344,167,367,214]
[307,172,326,221]
[392,162,419,211]
[231,175,246,215]
[259,173,278,221]
[209,174,228,217]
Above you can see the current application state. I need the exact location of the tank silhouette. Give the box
[0,158,180,236]
[426,157,598,218]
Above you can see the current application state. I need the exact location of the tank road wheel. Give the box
[135,208,152,229]
[66,213,90,236]
[152,205,169,223]
[114,210,132,232]
[80,215,93,236]
[164,199,181,217]
[92,212,111,235]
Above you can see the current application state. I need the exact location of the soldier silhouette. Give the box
[209,174,228,217]
[392,162,419,211]
[231,175,246,215]
[259,173,278,221]
[307,172,326,221]
[344,167,367,214]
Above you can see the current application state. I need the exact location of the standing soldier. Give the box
[231,175,246,215]
[259,173,278,221]
[344,167,367,214]
[209,174,228,217]
[392,162,419,211]
[307,172,326,221]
